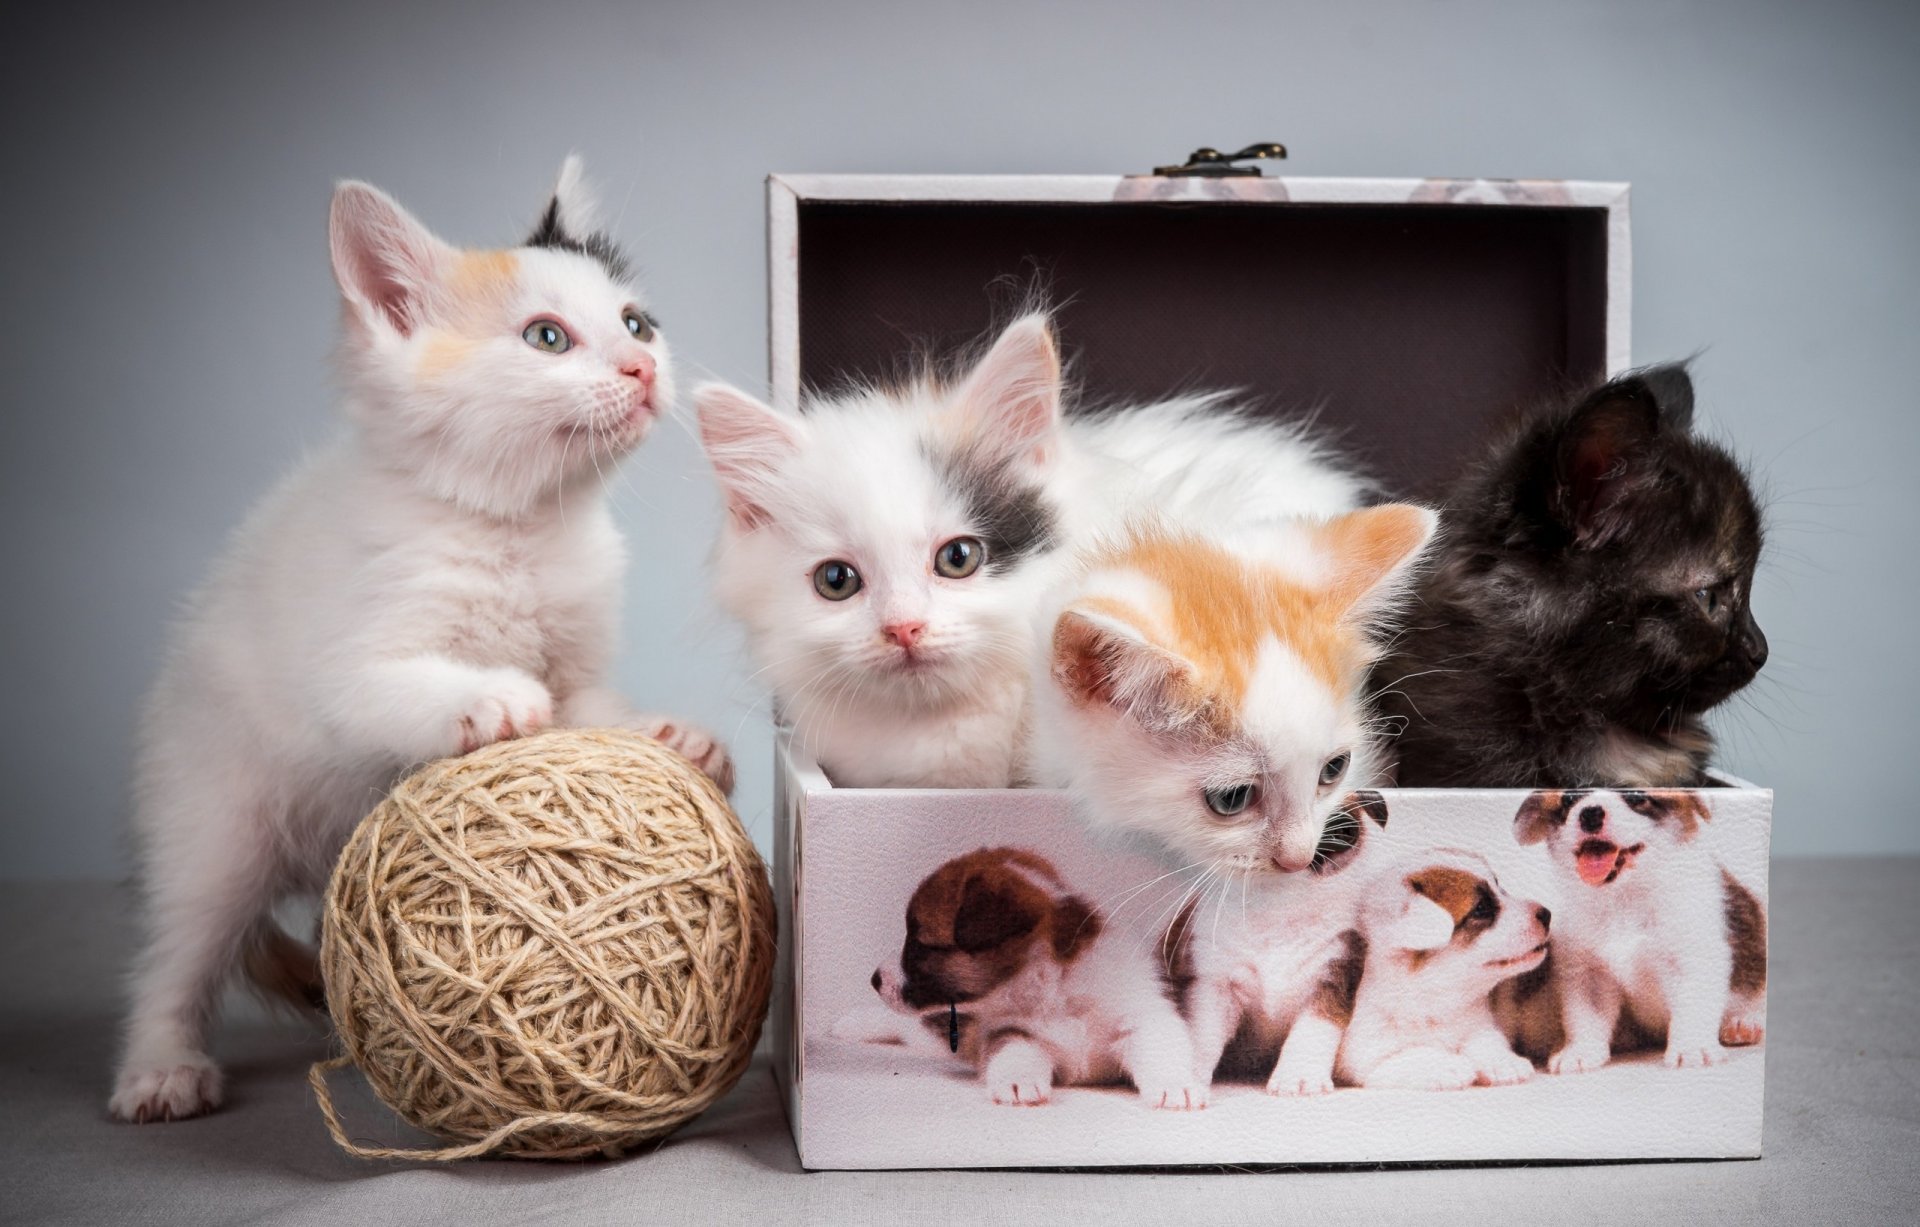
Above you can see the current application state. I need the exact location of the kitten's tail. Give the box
[241,922,328,1015]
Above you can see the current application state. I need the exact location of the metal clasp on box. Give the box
[1151,142,1288,178]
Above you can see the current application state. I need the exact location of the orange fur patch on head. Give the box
[416,330,475,380]
[450,248,519,303]
[415,250,522,380]
[1083,530,1366,711]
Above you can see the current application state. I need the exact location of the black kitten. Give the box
[1376,365,1767,788]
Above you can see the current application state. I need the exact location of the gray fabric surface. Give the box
[3,859,1914,1225]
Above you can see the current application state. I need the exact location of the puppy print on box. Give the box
[793,743,1770,1167]
[1338,850,1549,1091]
[867,847,1204,1110]
[1163,790,1390,1100]
[1513,789,1768,1072]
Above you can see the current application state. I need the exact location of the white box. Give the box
[763,172,1769,1170]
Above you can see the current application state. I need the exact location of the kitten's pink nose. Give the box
[621,353,656,387]
[883,621,926,649]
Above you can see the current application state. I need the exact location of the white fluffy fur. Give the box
[109,159,728,1124]
[1338,850,1549,1090]
[696,315,1366,788]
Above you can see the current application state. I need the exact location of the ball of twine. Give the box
[308,728,774,1161]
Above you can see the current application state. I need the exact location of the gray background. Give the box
[3,0,1913,878]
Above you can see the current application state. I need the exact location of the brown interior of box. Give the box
[795,200,1610,499]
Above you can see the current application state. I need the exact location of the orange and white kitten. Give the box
[1029,507,1437,1095]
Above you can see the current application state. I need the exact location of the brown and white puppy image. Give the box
[870,847,1205,1109]
[1515,789,1767,1072]
[1337,849,1550,1090]
[1164,791,1391,1097]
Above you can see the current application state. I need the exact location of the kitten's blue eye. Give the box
[624,310,656,341]
[813,560,862,601]
[1319,752,1350,787]
[1693,586,1723,617]
[933,537,984,579]
[1205,783,1258,817]
[522,319,571,353]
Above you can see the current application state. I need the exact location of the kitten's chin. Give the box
[871,656,965,699]
[567,398,657,456]
[1680,661,1760,712]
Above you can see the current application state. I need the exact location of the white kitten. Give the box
[110,158,729,1124]
[694,315,1365,788]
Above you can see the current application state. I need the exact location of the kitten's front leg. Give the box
[1267,1007,1344,1097]
[561,685,734,795]
[328,656,552,764]
[1463,1027,1535,1086]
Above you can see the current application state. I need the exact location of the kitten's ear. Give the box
[1384,889,1458,952]
[696,383,803,531]
[329,182,452,337]
[954,314,1064,467]
[1317,504,1439,614]
[1052,608,1198,728]
[1640,363,1696,432]
[1554,381,1663,548]
[528,153,602,244]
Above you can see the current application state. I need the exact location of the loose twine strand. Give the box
[311,728,775,1161]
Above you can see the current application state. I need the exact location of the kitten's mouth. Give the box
[882,646,950,676]
[613,396,658,434]
[1574,838,1643,886]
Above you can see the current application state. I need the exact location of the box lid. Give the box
[769,174,1629,499]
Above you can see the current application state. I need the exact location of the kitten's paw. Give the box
[109,1052,223,1123]
[1475,1049,1536,1086]
[1665,1038,1729,1069]
[1265,1066,1336,1097]
[1547,1037,1612,1076]
[1720,1009,1765,1047]
[630,715,734,795]
[454,673,553,755]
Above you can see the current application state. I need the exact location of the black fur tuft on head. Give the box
[525,197,633,283]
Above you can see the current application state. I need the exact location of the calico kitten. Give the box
[110,159,728,1124]
[1377,365,1767,788]
[1029,508,1435,1094]
[696,314,1364,788]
